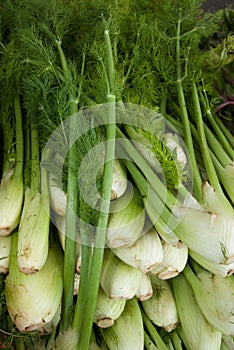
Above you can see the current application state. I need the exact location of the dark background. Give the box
[203,0,234,11]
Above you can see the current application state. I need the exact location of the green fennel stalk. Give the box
[77,27,116,350]
[203,123,232,168]
[175,9,203,203]
[170,331,184,350]
[199,86,234,160]
[13,93,24,181]
[77,95,116,350]
[141,308,168,350]
[213,112,234,149]
[191,79,233,212]
[56,38,80,331]
[144,331,158,350]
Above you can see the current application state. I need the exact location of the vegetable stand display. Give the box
[0,0,234,349]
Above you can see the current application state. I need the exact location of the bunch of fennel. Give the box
[0,1,234,349]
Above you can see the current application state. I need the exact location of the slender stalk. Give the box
[72,223,92,333]
[168,339,174,350]
[211,152,234,204]
[191,80,233,211]
[77,28,116,348]
[177,326,191,350]
[46,329,57,350]
[72,51,92,335]
[170,331,183,350]
[2,127,11,174]
[104,29,115,94]
[206,110,234,159]
[144,331,158,350]
[141,309,168,350]
[13,93,24,179]
[77,94,116,350]
[213,113,234,149]
[183,262,198,287]
[40,164,50,213]
[24,116,31,187]
[200,88,234,159]
[204,123,231,167]
[61,129,79,331]
[175,12,203,203]
[1,97,13,174]
[56,40,79,331]
[163,112,184,136]
[30,124,40,194]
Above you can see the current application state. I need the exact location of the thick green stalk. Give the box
[213,113,234,149]
[191,80,233,210]
[56,40,79,331]
[61,121,78,331]
[204,123,232,167]
[2,128,11,174]
[170,332,183,350]
[175,12,202,203]
[206,110,234,160]
[144,331,158,350]
[30,124,40,194]
[69,50,88,334]
[177,326,191,350]
[13,93,24,179]
[77,94,116,350]
[200,88,234,160]
[211,152,234,205]
[104,29,115,94]
[182,262,198,285]
[141,309,168,350]
[72,223,92,334]
[40,163,50,214]
[77,28,116,348]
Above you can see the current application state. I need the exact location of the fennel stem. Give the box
[141,308,168,350]
[61,121,79,331]
[77,27,116,348]
[175,11,202,203]
[170,331,183,350]
[30,124,40,194]
[2,128,11,174]
[72,223,92,335]
[104,28,115,95]
[72,52,93,336]
[144,331,157,350]
[204,123,231,168]
[200,88,234,160]
[191,80,233,210]
[13,93,24,180]
[213,112,234,149]
[56,39,79,331]
[71,50,90,335]
[77,94,116,350]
